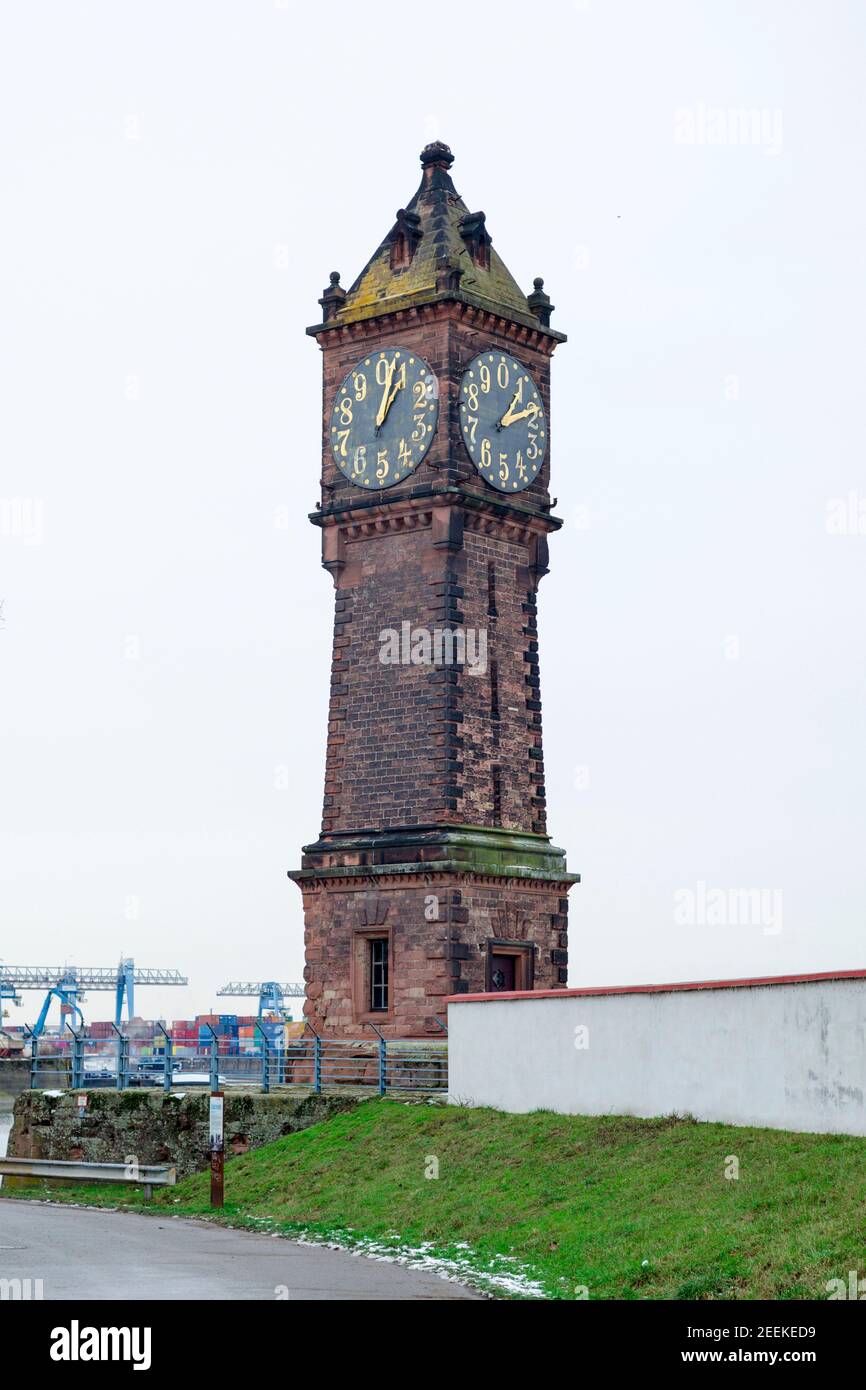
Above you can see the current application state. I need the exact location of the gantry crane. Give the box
[0,977,21,1022]
[217,980,304,1019]
[0,958,188,1035]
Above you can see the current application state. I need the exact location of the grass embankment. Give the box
[6,1099,866,1299]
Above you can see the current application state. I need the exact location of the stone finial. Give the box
[420,140,454,169]
[528,276,554,326]
[318,270,346,321]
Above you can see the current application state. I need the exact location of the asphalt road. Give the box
[0,1200,481,1300]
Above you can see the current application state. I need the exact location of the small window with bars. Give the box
[370,937,389,1012]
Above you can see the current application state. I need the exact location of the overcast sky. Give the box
[2,0,865,1028]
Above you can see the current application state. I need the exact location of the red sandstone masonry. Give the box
[293,151,575,1037]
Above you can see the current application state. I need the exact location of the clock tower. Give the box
[290,142,578,1037]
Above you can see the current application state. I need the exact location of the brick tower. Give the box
[290,142,578,1036]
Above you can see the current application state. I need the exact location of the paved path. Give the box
[0,1200,481,1300]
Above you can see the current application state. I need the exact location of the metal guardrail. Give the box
[0,1156,176,1200]
[9,1022,448,1096]
[272,1038,448,1093]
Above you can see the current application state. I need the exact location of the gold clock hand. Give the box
[375,358,399,430]
[498,388,520,428]
[498,378,527,429]
[502,401,540,427]
[381,378,403,425]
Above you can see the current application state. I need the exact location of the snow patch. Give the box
[293,1227,546,1298]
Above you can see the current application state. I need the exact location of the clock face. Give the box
[330,348,438,490]
[459,351,546,493]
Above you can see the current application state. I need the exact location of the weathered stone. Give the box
[9,1089,361,1180]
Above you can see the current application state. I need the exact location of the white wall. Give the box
[447,977,866,1135]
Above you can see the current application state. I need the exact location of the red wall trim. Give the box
[445,968,866,1007]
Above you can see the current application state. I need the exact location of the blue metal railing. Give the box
[17,1024,448,1096]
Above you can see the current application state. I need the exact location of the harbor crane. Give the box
[0,958,188,1035]
[0,979,22,1021]
[217,980,304,1019]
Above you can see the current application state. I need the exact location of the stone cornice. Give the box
[307,292,567,350]
[309,484,563,536]
[289,865,580,892]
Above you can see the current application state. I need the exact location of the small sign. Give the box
[76,1094,88,1113]
[209,1093,225,1152]
[209,1091,225,1209]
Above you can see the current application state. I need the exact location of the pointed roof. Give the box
[310,142,563,339]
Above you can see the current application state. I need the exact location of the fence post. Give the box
[155,1023,173,1093]
[67,1022,84,1090]
[255,1023,270,1094]
[25,1027,37,1090]
[365,1021,386,1096]
[203,1025,218,1095]
[302,1023,322,1094]
[111,1023,128,1091]
[302,1024,322,1094]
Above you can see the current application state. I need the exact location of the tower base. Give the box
[289,826,579,1037]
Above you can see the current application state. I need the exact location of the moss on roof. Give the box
[333,144,536,325]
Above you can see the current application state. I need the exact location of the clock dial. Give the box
[330,348,438,489]
[459,351,546,493]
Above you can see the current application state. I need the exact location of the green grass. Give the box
[6,1099,866,1299]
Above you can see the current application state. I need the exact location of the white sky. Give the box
[2,0,865,1028]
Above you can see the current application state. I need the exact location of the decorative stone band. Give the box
[307,284,567,347]
[289,825,580,890]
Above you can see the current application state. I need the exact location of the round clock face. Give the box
[330,348,438,490]
[459,351,547,493]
